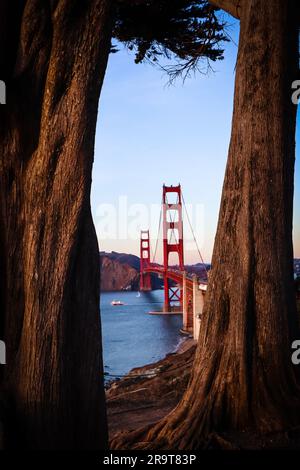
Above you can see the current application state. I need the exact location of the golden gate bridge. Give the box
[139,184,208,338]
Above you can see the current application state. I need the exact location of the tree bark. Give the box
[0,0,112,449]
[112,0,300,450]
[209,0,241,19]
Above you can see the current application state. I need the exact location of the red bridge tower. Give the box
[162,184,184,310]
[140,230,151,291]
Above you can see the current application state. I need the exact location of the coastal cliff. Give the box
[100,254,139,291]
[100,251,166,292]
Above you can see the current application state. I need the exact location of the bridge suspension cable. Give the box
[152,191,182,266]
[151,195,163,264]
[181,191,208,279]
[148,188,208,278]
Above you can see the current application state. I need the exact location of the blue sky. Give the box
[92,19,300,264]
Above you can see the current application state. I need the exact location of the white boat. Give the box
[111,300,125,306]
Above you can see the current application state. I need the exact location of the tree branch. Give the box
[208,0,242,19]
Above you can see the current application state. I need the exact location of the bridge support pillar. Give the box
[182,273,188,329]
[182,272,193,332]
[193,275,205,340]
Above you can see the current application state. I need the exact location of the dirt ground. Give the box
[106,338,196,439]
[107,337,300,450]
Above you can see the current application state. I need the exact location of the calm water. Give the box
[101,290,183,379]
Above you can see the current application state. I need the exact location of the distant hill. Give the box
[100,252,163,291]
[100,251,140,271]
[100,254,140,291]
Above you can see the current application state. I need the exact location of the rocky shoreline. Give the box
[106,337,196,440]
[108,336,300,451]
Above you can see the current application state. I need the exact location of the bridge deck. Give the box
[143,264,207,291]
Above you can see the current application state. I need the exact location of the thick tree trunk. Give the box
[112,0,300,450]
[0,0,112,449]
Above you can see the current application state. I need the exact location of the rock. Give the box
[100,255,139,291]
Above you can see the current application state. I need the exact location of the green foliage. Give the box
[112,0,228,81]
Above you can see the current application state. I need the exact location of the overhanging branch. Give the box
[208,0,241,19]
